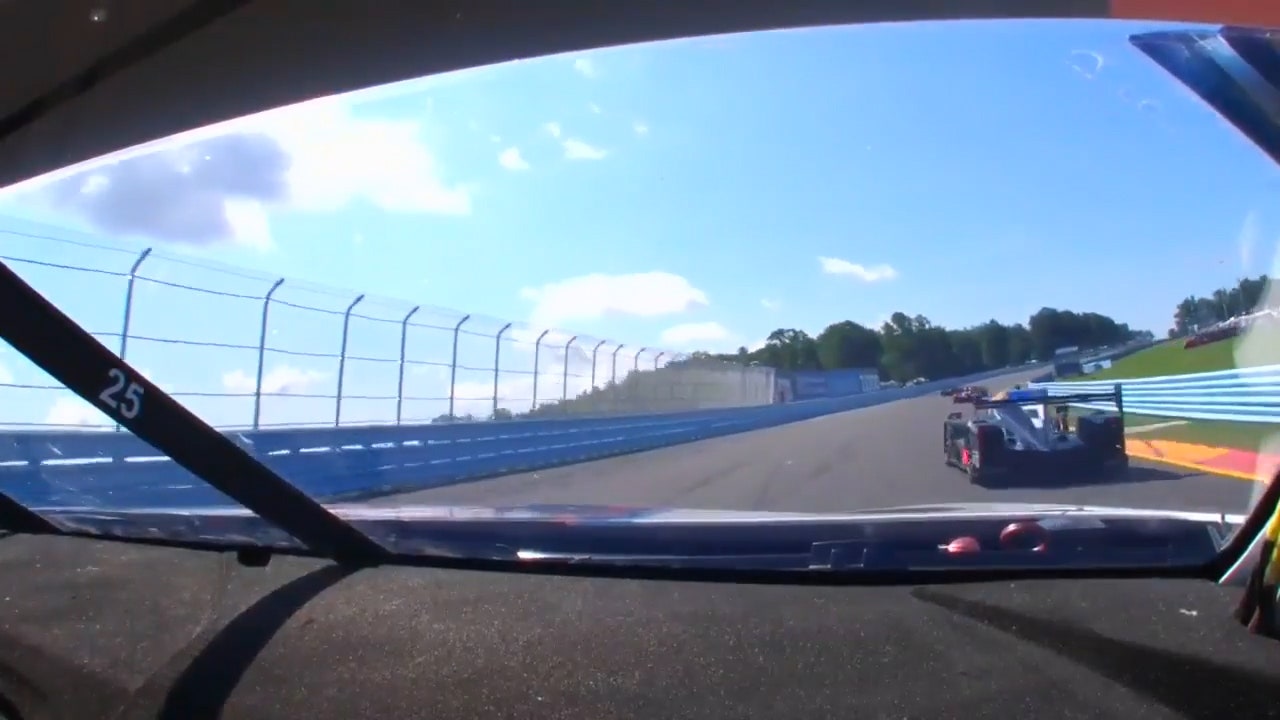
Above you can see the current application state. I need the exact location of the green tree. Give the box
[814,320,882,370]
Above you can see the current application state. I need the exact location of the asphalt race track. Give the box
[372,369,1260,516]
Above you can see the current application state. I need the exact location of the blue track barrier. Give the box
[0,365,1042,509]
[1030,364,1280,423]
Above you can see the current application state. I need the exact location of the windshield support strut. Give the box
[0,489,60,535]
[0,260,390,566]
[0,1,252,147]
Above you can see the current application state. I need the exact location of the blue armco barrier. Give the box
[0,365,1041,509]
[1030,364,1280,423]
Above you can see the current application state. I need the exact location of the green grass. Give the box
[1083,329,1278,382]
[1061,326,1280,453]
[1129,418,1277,452]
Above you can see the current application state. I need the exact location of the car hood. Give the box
[40,500,1249,527]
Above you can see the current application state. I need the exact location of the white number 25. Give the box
[99,368,144,420]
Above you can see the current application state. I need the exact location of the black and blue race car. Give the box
[943,385,1129,486]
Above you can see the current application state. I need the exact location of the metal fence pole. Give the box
[654,351,665,370]
[590,340,607,388]
[395,306,420,425]
[633,347,647,372]
[333,294,365,427]
[611,344,625,384]
[251,278,286,430]
[117,248,152,362]
[530,329,550,411]
[114,248,152,431]
[561,335,578,409]
[493,322,513,418]
[447,314,471,419]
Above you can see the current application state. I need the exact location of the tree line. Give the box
[1169,275,1273,337]
[432,276,1276,422]
[676,309,1154,383]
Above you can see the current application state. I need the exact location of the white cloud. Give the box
[3,94,471,249]
[221,364,327,395]
[633,121,650,136]
[520,271,709,329]
[0,362,11,385]
[263,100,470,216]
[588,102,603,114]
[573,58,598,78]
[660,321,732,347]
[44,397,104,427]
[818,257,899,283]
[562,139,608,161]
[489,134,503,144]
[760,298,779,311]
[541,122,606,161]
[498,147,531,171]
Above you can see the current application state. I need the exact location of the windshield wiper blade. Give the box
[0,260,390,566]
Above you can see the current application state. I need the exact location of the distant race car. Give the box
[951,385,990,403]
[940,387,958,397]
[943,385,1128,485]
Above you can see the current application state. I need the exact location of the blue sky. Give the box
[0,18,1278,429]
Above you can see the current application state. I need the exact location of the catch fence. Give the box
[0,232,772,431]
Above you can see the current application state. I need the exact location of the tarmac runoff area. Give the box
[371,369,1261,517]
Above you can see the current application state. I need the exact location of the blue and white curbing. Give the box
[1030,363,1280,423]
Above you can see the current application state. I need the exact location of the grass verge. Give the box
[1124,416,1276,452]
[1082,325,1280,382]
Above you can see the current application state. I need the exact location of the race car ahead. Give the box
[943,385,1128,485]
[951,385,990,403]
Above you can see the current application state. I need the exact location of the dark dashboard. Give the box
[40,507,1236,572]
[1,530,1277,720]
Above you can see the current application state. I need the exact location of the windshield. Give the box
[0,19,1277,572]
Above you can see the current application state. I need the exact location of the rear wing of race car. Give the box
[971,383,1127,455]
[972,384,1125,416]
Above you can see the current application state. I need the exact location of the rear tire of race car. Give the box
[1109,455,1130,479]
[966,457,986,484]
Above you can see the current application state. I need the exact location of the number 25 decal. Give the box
[99,368,144,420]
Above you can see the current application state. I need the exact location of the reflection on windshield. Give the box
[0,19,1278,571]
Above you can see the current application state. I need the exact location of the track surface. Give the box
[373,369,1259,515]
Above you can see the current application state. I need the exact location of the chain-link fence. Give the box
[0,231,773,430]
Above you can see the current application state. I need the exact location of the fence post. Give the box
[251,278,286,430]
[117,248,152,362]
[611,344,625,384]
[561,335,577,409]
[633,347,647,372]
[448,314,471,419]
[654,351,665,370]
[590,340,607,388]
[531,329,550,411]
[333,294,365,427]
[115,247,152,431]
[395,306,420,425]
[1114,382,1126,455]
[493,322,513,419]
